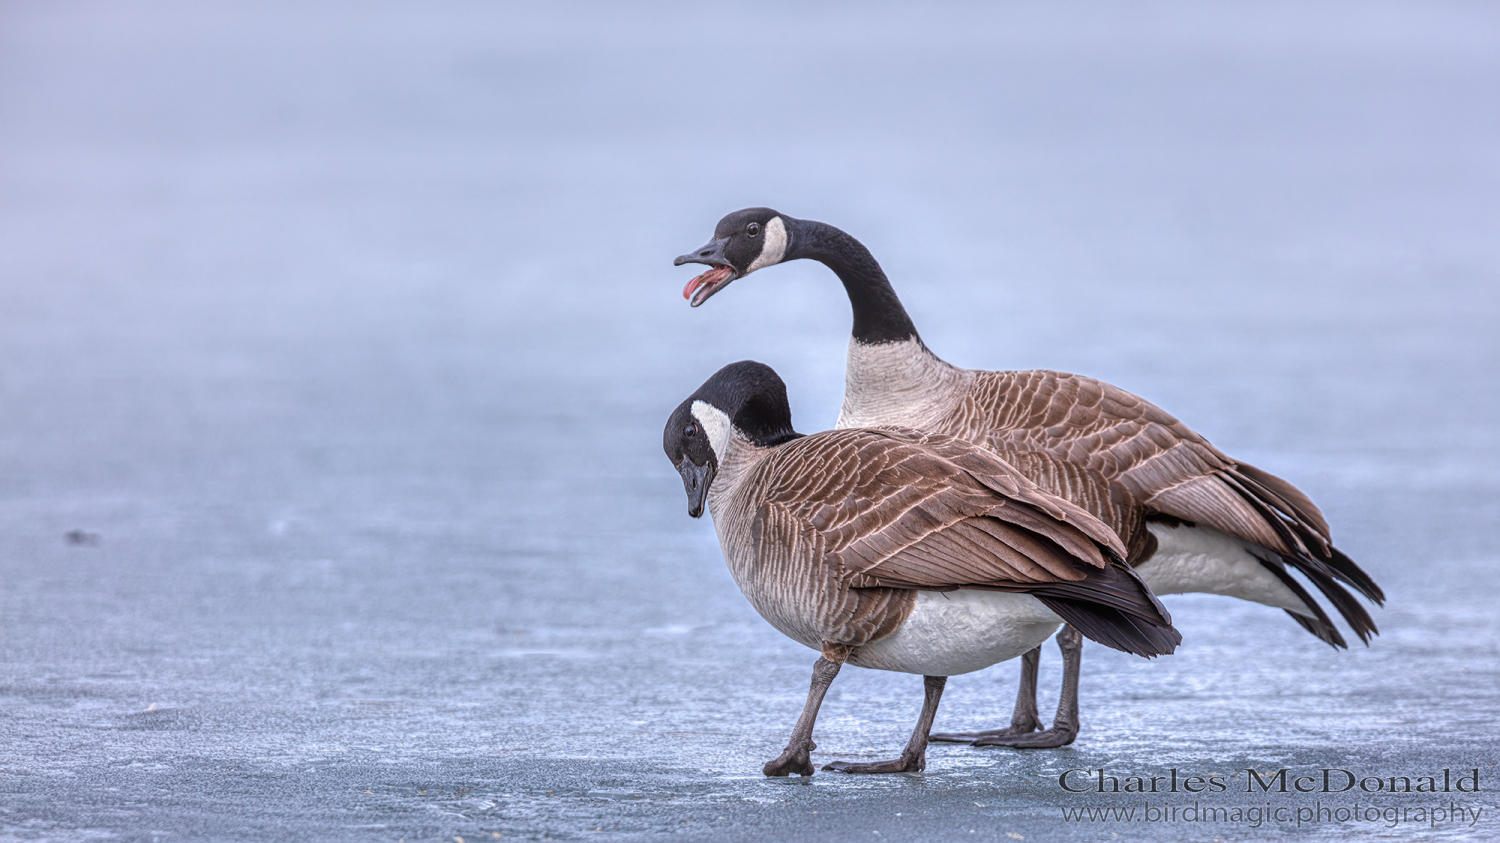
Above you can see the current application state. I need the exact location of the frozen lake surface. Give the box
[1,2,1498,840]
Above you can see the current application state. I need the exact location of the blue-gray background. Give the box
[1,2,1496,841]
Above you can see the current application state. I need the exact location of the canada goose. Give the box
[675,209,1384,748]
[665,361,1180,775]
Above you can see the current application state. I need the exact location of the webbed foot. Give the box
[763,741,816,777]
[973,724,1078,749]
[929,716,1043,743]
[822,754,923,774]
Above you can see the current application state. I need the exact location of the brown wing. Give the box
[980,447,1154,565]
[749,428,1179,657]
[955,369,1384,644]
[755,427,1123,572]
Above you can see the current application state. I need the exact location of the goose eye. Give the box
[685,423,698,437]
[746,222,760,237]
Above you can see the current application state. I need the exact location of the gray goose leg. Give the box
[929,645,1044,743]
[763,653,844,777]
[975,625,1081,748]
[824,674,947,774]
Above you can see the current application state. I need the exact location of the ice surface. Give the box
[1,2,1497,840]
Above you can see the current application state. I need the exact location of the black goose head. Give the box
[663,360,801,517]
[673,207,793,307]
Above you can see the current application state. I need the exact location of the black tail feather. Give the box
[1292,559,1379,645]
[1037,596,1182,658]
[1326,545,1385,605]
[1033,555,1181,658]
[1284,609,1346,647]
[1220,470,1383,644]
[1259,560,1347,648]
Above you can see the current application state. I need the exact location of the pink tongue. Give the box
[682,266,729,300]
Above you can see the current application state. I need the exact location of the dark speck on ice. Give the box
[64,529,102,546]
[1,2,1496,841]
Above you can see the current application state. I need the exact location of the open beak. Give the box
[674,238,738,307]
[676,459,715,518]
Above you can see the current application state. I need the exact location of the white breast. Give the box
[850,590,1062,676]
[1134,522,1315,617]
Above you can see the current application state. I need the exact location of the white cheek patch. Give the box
[691,400,733,463]
[746,216,788,274]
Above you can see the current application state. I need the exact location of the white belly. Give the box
[850,590,1062,676]
[1135,522,1314,617]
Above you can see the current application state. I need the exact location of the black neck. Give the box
[786,218,919,345]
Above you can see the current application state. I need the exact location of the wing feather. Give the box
[961,369,1384,642]
[747,428,1178,657]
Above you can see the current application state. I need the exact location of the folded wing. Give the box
[754,429,1180,658]
[973,370,1384,647]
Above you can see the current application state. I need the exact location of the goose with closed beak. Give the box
[664,360,1179,776]
[675,209,1384,749]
